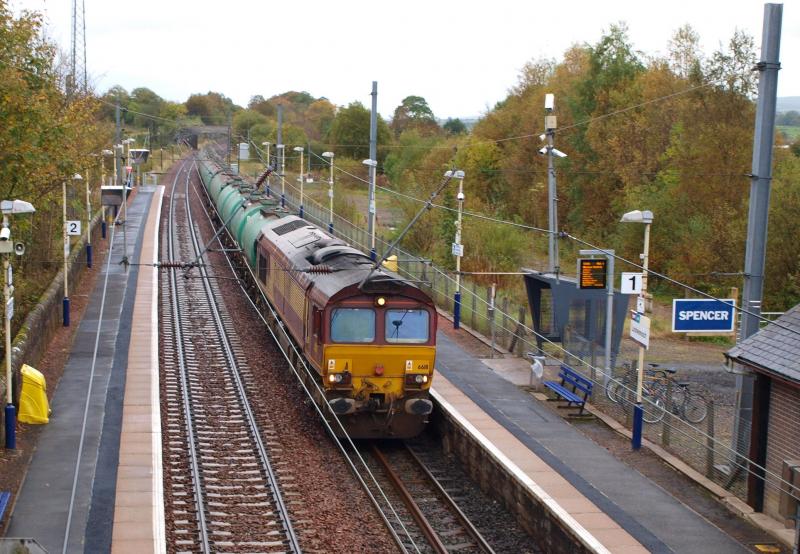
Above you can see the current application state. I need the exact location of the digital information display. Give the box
[578,258,608,290]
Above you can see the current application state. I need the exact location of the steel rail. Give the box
[182,158,301,552]
[192,157,417,554]
[404,445,496,554]
[166,161,211,553]
[371,444,450,554]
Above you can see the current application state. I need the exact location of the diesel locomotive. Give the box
[197,157,437,438]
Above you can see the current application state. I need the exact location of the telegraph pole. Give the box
[368,81,378,261]
[277,105,285,208]
[544,93,560,274]
[114,104,121,186]
[733,3,782,458]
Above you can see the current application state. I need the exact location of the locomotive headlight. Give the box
[416,374,428,384]
[375,296,386,307]
[329,373,343,383]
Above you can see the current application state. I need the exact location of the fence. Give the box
[223,157,800,515]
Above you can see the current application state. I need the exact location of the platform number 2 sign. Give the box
[66,220,81,236]
[620,272,643,295]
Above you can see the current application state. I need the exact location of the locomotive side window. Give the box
[258,252,269,283]
[385,309,429,343]
[330,308,375,343]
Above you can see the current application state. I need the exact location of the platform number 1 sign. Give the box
[66,220,81,236]
[620,272,643,295]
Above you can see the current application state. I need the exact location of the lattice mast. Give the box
[68,0,87,94]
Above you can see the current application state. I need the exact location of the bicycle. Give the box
[665,378,708,424]
[606,363,669,423]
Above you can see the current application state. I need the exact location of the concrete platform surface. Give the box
[434,332,748,554]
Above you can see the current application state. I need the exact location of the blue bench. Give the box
[544,364,593,415]
[0,491,10,522]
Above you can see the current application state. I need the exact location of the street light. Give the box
[362,158,378,260]
[100,149,113,239]
[620,208,654,450]
[61,174,82,326]
[83,168,92,268]
[322,152,334,233]
[1,199,35,449]
[276,144,286,208]
[262,142,271,197]
[293,146,305,218]
[447,170,466,329]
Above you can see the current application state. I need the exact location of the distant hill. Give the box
[777,97,800,113]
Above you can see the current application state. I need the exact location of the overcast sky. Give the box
[9,0,798,119]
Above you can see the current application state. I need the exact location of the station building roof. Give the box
[726,303,800,385]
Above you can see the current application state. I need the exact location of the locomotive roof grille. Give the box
[309,245,371,265]
[273,219,310,236]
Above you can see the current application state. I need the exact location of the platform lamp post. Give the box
[82,169,93,268]
[322,151,335,233]
[362,158,378,260]
[100,149,113,239]
[277,144,286,208]
[446,169,466,329]
[293,146,305,218]
[621,209,654,450]
[62,174,82,326]
[2,200,36,449]
[262,142,271,196]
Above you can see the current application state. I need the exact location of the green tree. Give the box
[443,118,467,135]
[326,102,391,160]
[185,91,236,125]
[391,95,439,137]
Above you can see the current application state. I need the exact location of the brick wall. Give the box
[763,379,800,525]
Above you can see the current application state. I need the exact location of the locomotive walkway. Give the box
[433,331,749,553]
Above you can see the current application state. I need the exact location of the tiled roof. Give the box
[726,304,800,383]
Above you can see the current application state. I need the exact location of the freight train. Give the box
[196,156,437,439]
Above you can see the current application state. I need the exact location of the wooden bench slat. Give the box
[544,364,594,415]
[544,382,583,403]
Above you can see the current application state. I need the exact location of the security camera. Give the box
[457,192,465,201]
[13,242,24,256]
[538,147,548,156]
[544,93,555,112]
[0,228,10,241]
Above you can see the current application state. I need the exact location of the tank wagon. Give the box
[197,158,437,438]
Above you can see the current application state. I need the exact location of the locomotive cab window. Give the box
[385,309,429,343]
[330,308,375,343]
[257,252,269,283]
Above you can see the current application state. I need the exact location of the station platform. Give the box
[3,180,752,553]
[6,186,164,554]
[432,331,749,553]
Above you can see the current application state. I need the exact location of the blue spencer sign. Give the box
[672,298,736,333]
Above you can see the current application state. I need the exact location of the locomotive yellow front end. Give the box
[322,295,437,439]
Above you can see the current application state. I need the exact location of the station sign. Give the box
[577,258,607,289]
[621,272,643,295]
[672,298,736,333]
[630,311,650,349]
[66,220,82,236]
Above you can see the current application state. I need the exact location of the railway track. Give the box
[160,161,300,553]
[362,441,496,554]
